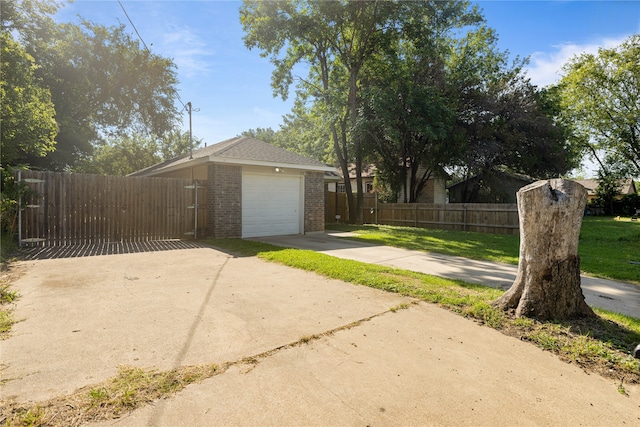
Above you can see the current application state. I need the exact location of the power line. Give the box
[116,0,188,112]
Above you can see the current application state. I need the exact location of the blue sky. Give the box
[55,1,640,163]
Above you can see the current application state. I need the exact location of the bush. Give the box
[587,193,640,216]
[0,166,34,242]
[613,193,640,216]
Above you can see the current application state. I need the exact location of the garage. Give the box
[242,172,303,238]
[131,136,332,238]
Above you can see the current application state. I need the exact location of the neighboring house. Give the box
[131,136,335,239]
[327,164,377,194]
[327,163,447,204]
[448,171,535,204]
[396,165,448,204]
[575,179,638,202]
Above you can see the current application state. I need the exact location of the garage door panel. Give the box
[242,173,302,238]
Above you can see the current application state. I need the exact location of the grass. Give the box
[84,365,219,411]
[206,238,640,385]
[578,217,640,284]
[1,231,19,264]
[1,232,21,339]
[0,272,20,340]
[329,223,520,264]
[0,283,20,339]
[2,364,219,426]
[327,216,640,284]
[389,302,410,312]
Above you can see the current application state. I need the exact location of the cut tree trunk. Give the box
[493,179,595,320]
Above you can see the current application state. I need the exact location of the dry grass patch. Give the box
[1,364,218,427]
[0,266,22,340]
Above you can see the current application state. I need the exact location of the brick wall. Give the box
[207,164,242,238]
[304,171,325,233]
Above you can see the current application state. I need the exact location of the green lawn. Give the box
[578,217,640,284]
[327,216,640,285]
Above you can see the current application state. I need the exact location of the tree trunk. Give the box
[493,179,595,320]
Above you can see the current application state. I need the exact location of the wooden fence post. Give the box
[463,203,467,231]
[375,192,378,224]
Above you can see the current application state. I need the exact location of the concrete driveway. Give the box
[255,232,640,319]
[1,243,638,426]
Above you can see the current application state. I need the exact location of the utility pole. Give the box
[187,101,193,159]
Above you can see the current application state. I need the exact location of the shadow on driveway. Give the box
[21,240,207,260]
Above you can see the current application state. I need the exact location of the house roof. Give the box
[447,170,535,190]
[348,164,377,179]
[131,136,334,177]
[337,163,450,179]
[621,179,638,194]
[575,179,598,196]
[576,178,637,196]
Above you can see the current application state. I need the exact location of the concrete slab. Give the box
[90,303,638,426]
[255,232,640,318]
[1,246,410,402]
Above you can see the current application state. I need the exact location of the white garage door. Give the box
[242,172,302,238]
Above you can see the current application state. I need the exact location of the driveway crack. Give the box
[223,299,420,373]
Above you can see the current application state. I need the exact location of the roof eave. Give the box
[133,156,210,177]
[210,156,335,172]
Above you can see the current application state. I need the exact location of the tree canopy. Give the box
[75,130,199,176]
[452,72,579,202]
[1,0,183,172]
[356,4,491,203]
[242,1,579,211]
[1,32,58,165]
[242,0,402,222]
[557,34,640,177]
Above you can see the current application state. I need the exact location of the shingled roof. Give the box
[575,178,637,197]
[131,136,332,176]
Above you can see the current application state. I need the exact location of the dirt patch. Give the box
[0,261,27,284]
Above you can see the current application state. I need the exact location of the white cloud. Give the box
[161,27,214,78]
[525,35,631,87]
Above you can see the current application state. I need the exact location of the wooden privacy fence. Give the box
[326,192,519,235]
[17,170,207,246]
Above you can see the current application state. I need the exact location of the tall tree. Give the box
[357,1,488,202]
[277,100,336,164]
[3,0,181,170]
[359,62,455,202]
[557,35,640,176]
[241,0,398,223]
[76,130,200,176]
[242,120,333,163]
[0,32,57,166]
[76,133,162,176]
[241,127,278,144]
[452,69,579,202]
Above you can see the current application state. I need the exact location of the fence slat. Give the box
[16,171,207,247]
[326,192,519,235]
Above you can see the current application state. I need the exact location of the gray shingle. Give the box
[131,136,329,176]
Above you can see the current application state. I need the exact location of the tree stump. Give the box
[493,179,595,320]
